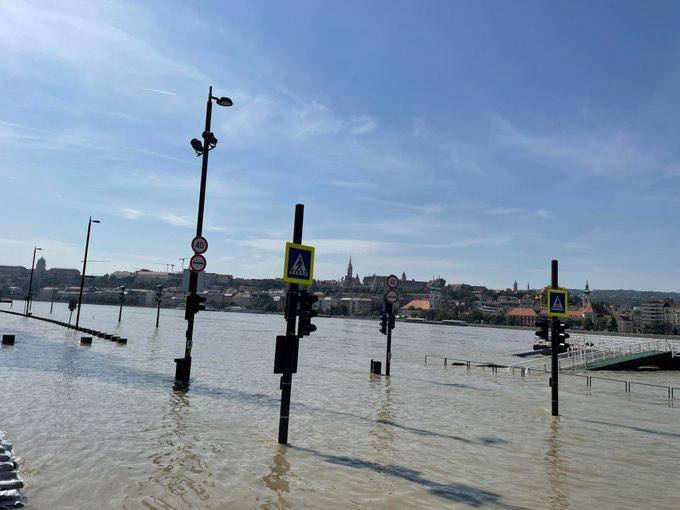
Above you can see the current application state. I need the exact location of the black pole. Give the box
[75,218,93,328]
[176,87,213,388]
[25,247,38,316]
[118,286,125,323]
[156,286,163,328]
[278,203,304,445]
[385,302,393,376]
[49,288,55,314]
[551,259,559,417]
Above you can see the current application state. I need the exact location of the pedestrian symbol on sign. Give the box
[289,254,308,277]
[552,295,564,311]
[283,242,315,285]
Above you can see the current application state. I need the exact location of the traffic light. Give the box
[185,293,207,319]
[297,290,318,337]
[557,321,570,344]
[379,314,387,335]
[535,317,549,341]
[388,313,395,330]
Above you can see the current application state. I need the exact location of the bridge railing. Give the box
[508,339,674,374]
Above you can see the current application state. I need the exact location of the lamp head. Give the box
[203,131,218,148]
[215,96,233,107]
[190,138,204,155]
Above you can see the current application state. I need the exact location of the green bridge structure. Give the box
[511,339,680,373]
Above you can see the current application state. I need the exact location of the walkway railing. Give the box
[508,339,678,374]
[424,354,680,402]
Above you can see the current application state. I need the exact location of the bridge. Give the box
[509,338,680,374]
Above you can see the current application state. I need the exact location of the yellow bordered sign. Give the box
[283,242,315,285]
[546,288,569,318]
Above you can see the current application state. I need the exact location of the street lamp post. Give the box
[49,287,56,314]
[75,217,100,327]
[175,86,232,389]
[25,246,42,315]
[118,285,126,323]
[155,285,163,328]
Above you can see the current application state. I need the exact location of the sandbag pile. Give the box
[0,431,23,509]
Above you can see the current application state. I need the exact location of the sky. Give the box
[1,0,680,291]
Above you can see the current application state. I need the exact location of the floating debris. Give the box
[0,432,23,509]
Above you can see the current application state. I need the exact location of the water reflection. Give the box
[291,445,527,509]
[545,418,570,510]
[370,376,396,452]
[143,391,211,509]
[261,445,291,509]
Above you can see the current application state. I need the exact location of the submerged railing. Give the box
[424,354,680,402]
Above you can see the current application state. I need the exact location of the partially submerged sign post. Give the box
[377,275,400,376]
[547,260,567,417]
[275,204,316,445]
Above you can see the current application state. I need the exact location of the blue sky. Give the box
[1,0,680,291]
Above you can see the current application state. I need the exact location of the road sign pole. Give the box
[385,301,393,376]
[550,259,559,417]
[278,203,303,445]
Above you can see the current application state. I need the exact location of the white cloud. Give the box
[158,213,192,227]
[140,87,177,96]
[348,115,377,135]
[492,114,668,177]
[120,208,144,220]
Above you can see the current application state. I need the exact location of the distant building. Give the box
[400,299,430,318]
[640,299,665,329]
[319,296,336,313]
[36,257,47,273]
[135,270,170,282]
[339,296,373,315]
[111,271,134,279]
[46,268,80,284]
[506,307,538,327]
[512,281,518,293]
[617,312,634,334]
[341,257,361,288]
[0,266,28,279]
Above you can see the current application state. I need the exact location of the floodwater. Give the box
[1,301,679,509]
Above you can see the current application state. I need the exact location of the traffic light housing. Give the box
[557,321,570,344]
[297,290,318,337]
[388,313,395,329]
[535,317,549,341]
[379,314,387,335]
[185,293,207,319]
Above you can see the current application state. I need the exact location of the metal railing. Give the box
[424,353,680,402]
[509,339,677,373]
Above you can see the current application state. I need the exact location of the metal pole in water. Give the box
[550,259,559,417]
[385,302,393,376]
[278,204,304,445]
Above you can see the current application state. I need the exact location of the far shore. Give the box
[19,299,677,340]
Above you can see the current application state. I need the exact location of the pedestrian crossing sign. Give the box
[283,242,315,285]
[547,288,569,318]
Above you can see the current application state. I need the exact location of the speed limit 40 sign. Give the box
[191,236,208,254]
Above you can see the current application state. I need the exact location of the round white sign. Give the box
[189,254,207,272]
[191,236,208,254]
[385,289,399,304]
[386,274,400,289]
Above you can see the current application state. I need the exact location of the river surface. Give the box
[1,301,679,509]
